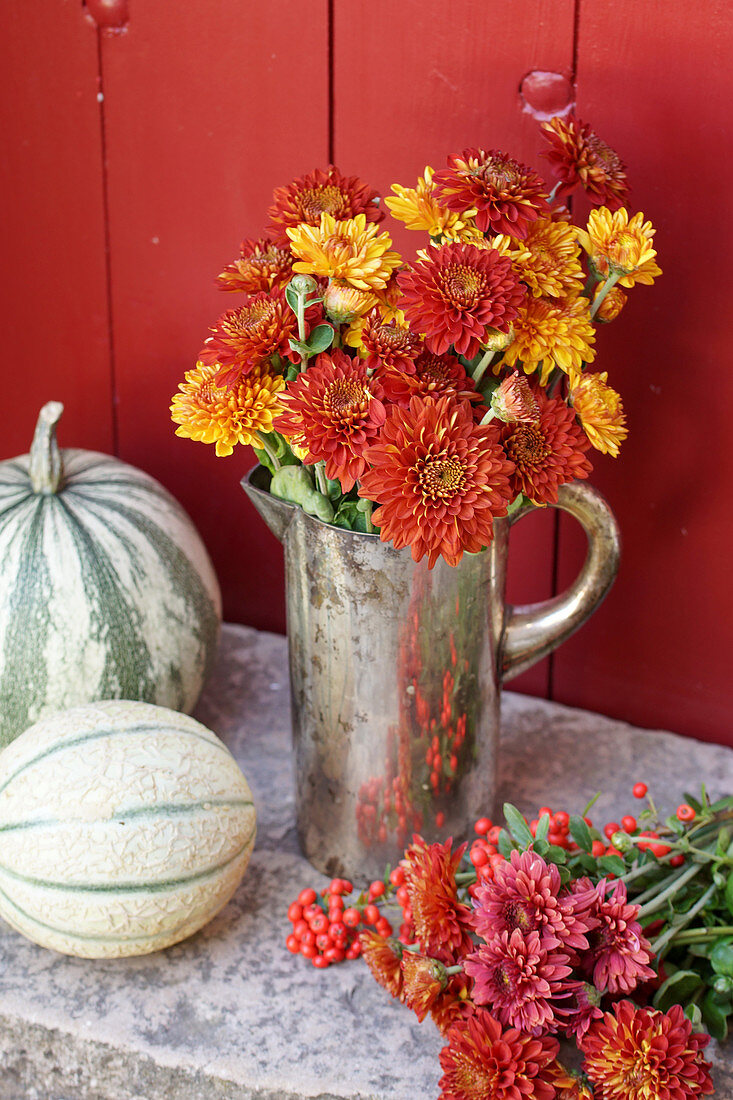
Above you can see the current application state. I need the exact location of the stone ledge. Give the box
[0,624,730,1099]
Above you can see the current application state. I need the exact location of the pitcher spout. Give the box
[241,465,296,543]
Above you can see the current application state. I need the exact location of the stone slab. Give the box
[0,624,731,1099]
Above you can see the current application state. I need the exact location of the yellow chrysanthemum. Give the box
[501,295,596,387]
[322,280,377,323]
[287,212,401,291]
[570,370,627,456]
[577,207,661,288]
[171,362,285,457]
[593,282,627,322]
[491,219,585,299]
[385,167,480,241]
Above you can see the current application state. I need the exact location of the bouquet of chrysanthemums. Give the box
[172,116,661,568]
[285,783,728,1099]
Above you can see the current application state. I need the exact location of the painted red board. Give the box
[98,1,330,630]
[1,3,112,459]
[552,1,733,745]
[333,0,576,696]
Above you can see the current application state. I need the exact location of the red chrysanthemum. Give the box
[199,290,298,388]
[471,850,596,956]
[398,243,525,358]
[216,236,293,294]
[274,350,386,491]
[360,308,422,374]
[359,932,404,1000]
[401,953,448,1022]
[359,396,515,568]
[579,1000,714,1099]
[585,880,655,995]
[433,149,551,237]
[401,837,474,959]
[552,979,604,1041]
[431,973,476,1037]
[465,928,571,1033]
[438,1008,559,1100]
[379,350,482,412]
[541,116,631,211]
[499,387,592,505]
[268,165,383,247]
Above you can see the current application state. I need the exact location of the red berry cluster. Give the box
[285,879,393,968]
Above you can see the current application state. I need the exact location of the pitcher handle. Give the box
[501,481,621,682]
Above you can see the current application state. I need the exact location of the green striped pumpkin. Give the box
[0,403,222,747]
[0,700,256,957]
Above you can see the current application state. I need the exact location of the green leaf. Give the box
[597,854,626,877]
[285,283,299,313]
[653,970,704,1013]
[545,844,568,864]
[683,792,703,814]
[535,813,550,843]
[304,324,334,355]
[711,940,733,978]
[533,838,549,857]
[684,1003,704,1030]
[497,829,515,860]
[703,989,729,1040]
[575,852,597,873]
[725,873,733,917]
[503,803,533,849]
[569,815,593,853]
[288,338,310,357]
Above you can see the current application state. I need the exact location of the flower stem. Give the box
[479,408,497,426]
[444,964,464,976]
[259,435,281,472]
[472,348,496,384]
[455,871,477,885]
[314,461,328,496]
[635,861,703,913]
[363,498,374,534]
[651,882,719,958]
[668,925,733,946]
[589,271,622,320]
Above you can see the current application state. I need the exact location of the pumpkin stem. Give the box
[29,402,65,494]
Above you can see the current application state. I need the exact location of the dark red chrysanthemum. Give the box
[359,395,515,568]
[402,837,474,959]
[274,349,386,490]
[380,350,482,413]
[579,1000,714,1099]
[216,236,294,294]
[359,931,404,1000]
[584,880,655,995]
[499,387,592,504]
[199,290,298,388]
[433,148,551,237]
[438,1008,559,1100]
[397,243,525,359]
[541,116,631,211]
[360,308,422,374]
[268,165,384,247]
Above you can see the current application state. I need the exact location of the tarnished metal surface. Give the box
[243,467,619,881]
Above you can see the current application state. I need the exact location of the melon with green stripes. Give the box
[0,700,257,957]
[0,402,222,747]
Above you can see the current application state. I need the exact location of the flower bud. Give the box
[289,274,319,296]
[611,829,633,853]
[401,953,448,1022]
[490,371,539,424]
[323,280,375,324]
[481,325,514,352]
[593,284,627,323]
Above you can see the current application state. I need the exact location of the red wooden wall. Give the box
[3,1,732,745]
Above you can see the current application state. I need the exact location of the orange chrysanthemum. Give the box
[577,208,661,288]
[433,149,550,238]
[359,932,404,1000]
[431,973,476,1037]
[493,218,585,299]
[397,242,525,359]
[541,116,631,210]
[379,350,482,412]
[287,213,401,292]
[171,362,285,456]
[216,236,293,294]
[402,837,474,959]
[438,1009,559,1100]
[360,396,515,567]
[593,283,627,322]
[546,1062,594,1100]
[274,349,386,490]
[360,307,422,374]
[490,370,539,424]
[579,1001,714,1100]
[571,371,627,457]
[500,387,592,505]
[501,294,596,387]
[199,290,298,387]
[386,167,479,240]
[401,954,448,1022]
[268,165,383,247]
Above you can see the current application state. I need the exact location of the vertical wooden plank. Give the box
[100,1,329,629]
[1,2,112,458]
[333,0,576,696]
[553,1,733,744]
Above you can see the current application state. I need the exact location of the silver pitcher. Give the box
[243,465,620,882]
